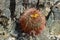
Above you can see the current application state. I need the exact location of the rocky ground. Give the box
[0,0,60,40]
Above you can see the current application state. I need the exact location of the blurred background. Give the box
[0,0,60,40]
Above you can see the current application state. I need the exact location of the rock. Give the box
[0,0,60,40]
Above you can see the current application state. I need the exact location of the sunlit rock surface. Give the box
[0,0,60,40]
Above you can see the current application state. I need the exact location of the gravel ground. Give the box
[0,0,60,40]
